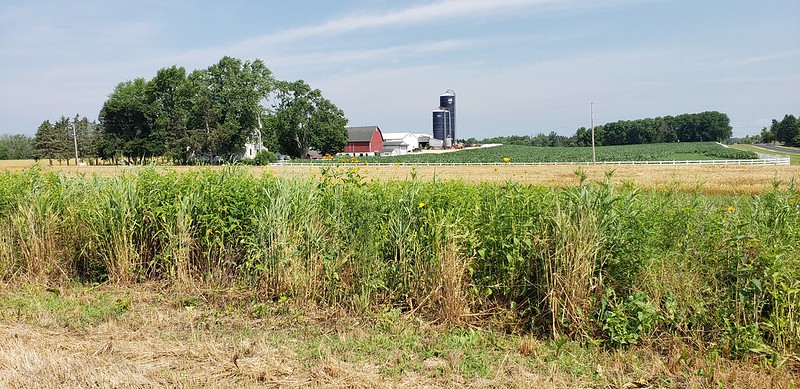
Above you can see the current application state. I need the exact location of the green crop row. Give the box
[0,166,797,361]
[305,142,757,164]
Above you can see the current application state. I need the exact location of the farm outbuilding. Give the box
[382,132,420,152]
[381,139,408,156]
[343,126,384,156]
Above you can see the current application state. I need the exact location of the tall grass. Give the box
[0,166,797,362]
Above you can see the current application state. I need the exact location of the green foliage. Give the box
[483,111,733,146]
[0,167,798,362]
[32,115,99,164]
[267,79,348,158]
[600,290,659,346]
[342,142,757,164]
[771,114,800,147]
[0,285,130,328]
[242,150,277,165]
[94,57,348,164]
[99,58,276,164]
[0,134,35,160]
[33,118,71,163]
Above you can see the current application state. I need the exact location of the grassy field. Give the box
[1,166,798,386]
[731,144,800,165]
[335,142,758,164]
[2,283,795,387]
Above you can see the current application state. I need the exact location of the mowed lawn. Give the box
[731,144,800,165]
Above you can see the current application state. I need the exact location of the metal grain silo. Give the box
[439,90,456,140]
[432,109,447,141]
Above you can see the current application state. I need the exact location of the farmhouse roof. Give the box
[346,126,382,142]
[382,132,415,140]
[383,139,406,146]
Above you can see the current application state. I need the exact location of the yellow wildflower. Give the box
[727,205,735,212]
[418,202,426,208]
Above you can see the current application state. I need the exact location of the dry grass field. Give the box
[3,159,798,195]
[1,284,795,388]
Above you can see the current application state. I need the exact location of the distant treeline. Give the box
[479,111,733,147]
[0,134,35,160]
[0,56,348,165]
[726,114,800,146]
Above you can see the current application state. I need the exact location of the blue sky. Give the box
[1,0,798,139]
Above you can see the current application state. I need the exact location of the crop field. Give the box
[338,142,759,164]
[0,165,798,386]
[4,159,800,196]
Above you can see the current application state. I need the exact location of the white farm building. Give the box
[381,132,419,153]
[380,132,443,154]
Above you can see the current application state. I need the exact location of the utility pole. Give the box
[590,102,596,164]
[72,121,80,166]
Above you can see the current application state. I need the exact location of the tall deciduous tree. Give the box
[99,78,158,163]
[267,80,348,158]
[773,114,799,147]
[147,66,190,162]
[0,134,35,160]
[184,57,275,162]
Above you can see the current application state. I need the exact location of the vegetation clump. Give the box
[0,167,797,368]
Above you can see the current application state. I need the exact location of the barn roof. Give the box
[346,126,382,142]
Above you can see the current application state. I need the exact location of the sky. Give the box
[1,0,798,139]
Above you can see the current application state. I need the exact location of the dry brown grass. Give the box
[4,159,797,194]
[0,283,796,388]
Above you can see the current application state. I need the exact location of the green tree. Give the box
[773,114,799,146]
[0,134,35,160]
[759,126,775,144]
[34,118,71,164]
[147,66,190,163]
[267,80,348,158]
[184,57,275,162]
[99,78,158,163]
[70,114,100,164]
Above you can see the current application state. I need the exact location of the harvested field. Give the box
[2,159,799,194]
[1,284,795,388]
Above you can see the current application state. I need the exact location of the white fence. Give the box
[274,157,791,167]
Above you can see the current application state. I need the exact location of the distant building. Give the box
[382,132,420,152]
[416,134,443,149]
[343,126,384,156]
[381,139,408,156]
[432,90,456,147]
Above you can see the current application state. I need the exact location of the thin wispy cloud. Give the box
[0,0,797,137]
[737,50,800,65]
[240,0,563,47]
[270,39,476,68]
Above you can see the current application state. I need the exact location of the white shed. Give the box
[381,132,420,152]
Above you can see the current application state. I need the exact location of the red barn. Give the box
[344,126,384,156]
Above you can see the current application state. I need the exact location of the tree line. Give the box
[729,114,800,146]
[100,56,347,164]
[0,134,35,160]
[479,111,734,147]
[19,56,348,165]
